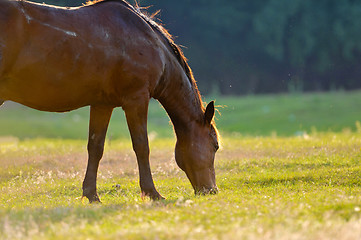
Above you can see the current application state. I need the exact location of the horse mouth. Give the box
[194,186,218,195]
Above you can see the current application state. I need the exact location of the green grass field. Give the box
[0,91,361,239]
[0,90,360,139]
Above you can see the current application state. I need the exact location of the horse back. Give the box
[0,1,166,111]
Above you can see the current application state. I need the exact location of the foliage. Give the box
[1,133,361,239]
[29,0,361,95]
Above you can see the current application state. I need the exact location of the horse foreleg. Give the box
[82,106,113,203]
[124,101,164,200]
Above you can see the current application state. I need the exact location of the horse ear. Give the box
[204,101,215,125]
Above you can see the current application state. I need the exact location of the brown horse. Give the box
[0,0,220,202]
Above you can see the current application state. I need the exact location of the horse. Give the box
[0,0,220,203]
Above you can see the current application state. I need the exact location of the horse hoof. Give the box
[141,191,165,201]
[89,198,102,204]
[83,194,101,204]
[152,194,165,201]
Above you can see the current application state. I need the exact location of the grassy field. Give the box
[0,90,360,138]
[0,133,361,239]
[0,91,361,239]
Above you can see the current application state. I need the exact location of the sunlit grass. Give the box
[1,132,361,239]
[0,91,360,239]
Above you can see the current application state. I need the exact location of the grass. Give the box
[1,91,361,239]
[0,90,360,139]
[215,90,361,136]
[1,132,361,239]
[0,100,172,139]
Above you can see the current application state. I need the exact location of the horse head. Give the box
[175,101,220,195]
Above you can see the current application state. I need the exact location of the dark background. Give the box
[36,0,361,95]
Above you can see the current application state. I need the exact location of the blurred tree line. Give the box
[38,0,361,95]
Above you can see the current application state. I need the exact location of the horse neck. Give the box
[155,63,204,139]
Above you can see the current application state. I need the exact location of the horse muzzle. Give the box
[195,186,219,195]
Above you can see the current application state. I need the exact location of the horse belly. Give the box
[0,45,117,111]
[1,70,103,112]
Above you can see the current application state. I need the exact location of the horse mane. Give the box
[86,0,205,111]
